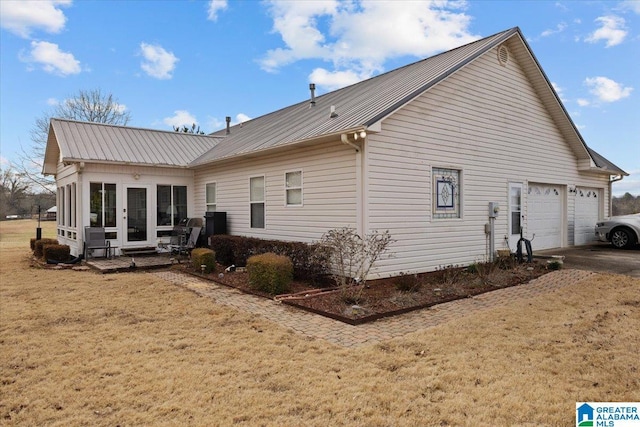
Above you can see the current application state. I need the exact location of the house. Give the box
[45,205,57,221]
[43,27,626,278]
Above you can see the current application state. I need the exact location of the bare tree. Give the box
[0,164,30,217]
[18,89,132,193]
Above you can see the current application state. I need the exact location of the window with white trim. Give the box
[157,185,187,226]
[205,182,217,212]
[432,168,461,219]
[250,176,265,228]
[285,171,302,206]
[89,182,117,227]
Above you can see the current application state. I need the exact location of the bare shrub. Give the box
[318,227,394,303]
[435,264,463,285]
[394,272,421,292]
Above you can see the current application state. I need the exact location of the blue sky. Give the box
[1,0,638,196]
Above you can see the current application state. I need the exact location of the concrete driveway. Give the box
[536,243,640,278]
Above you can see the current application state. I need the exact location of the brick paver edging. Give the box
[152,269,595,348]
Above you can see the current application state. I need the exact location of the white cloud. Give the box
[309,67,367,91]
[577,98,590,107]
[140,43,178,79]
[0,0,71,38]
[46,97,59,106]
[554,2,569,12]
[235,113,251,124]
[21,40,81,76]
[585,15,627,47]
[541,22,567,37]
[207,0,228,21]
[260,0,479,90]
[619,1,640,15]
[163,110,197,129]
[206,116,224,131]
[585,76,633,102]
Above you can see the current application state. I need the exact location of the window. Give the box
[250,176,265,228]
[71,183,76,227]
[285,171,302,206]
[89,182,116,227]
[432,168,461,219]
[157,185,187,226]
[206,182,216,212]
[66,184,72,227]
[59,187,65,226]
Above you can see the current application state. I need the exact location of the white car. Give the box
[595,214,640,249]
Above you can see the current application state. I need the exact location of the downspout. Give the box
[609,174,624,217]
[341,133,364,236]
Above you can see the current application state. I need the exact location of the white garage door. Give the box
[527,183,563,250]
[574,187,600,245]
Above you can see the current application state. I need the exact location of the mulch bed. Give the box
[180,260,552,325]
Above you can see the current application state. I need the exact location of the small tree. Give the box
[173,123,204,134]
[318,227,394,303]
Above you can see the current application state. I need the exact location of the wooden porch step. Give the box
[121,247,158,256]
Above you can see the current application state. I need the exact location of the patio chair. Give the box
[84,226,116,259]
[169,226,201,255]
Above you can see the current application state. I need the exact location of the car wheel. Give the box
[610,227,635,249]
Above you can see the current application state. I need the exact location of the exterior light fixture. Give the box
[359,131,367,139]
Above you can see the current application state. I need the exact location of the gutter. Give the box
[340,133,361,152]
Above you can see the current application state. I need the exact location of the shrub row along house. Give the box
[44,27,626,278]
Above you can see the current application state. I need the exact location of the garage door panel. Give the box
[528,184,563,250]
[574,187,600,245]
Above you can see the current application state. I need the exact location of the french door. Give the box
[123,186,151,246]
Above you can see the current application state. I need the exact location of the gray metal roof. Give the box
[43,27,623,179]
[191,28,518,166]
[46,119,221,171]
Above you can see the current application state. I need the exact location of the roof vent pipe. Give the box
[225,116,231,135]
[309,83,316,107]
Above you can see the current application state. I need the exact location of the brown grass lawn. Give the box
[1,220,639,426]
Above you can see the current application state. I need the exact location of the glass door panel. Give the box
[508,183,523,250]
[126,187,147,243]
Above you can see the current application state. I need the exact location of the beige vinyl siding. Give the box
[194,140,358,242]
[367,45,610,277]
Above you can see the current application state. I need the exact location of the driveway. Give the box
[536,243,640,278]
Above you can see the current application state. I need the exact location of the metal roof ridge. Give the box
[51,117,223,139]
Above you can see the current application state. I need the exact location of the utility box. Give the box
[488,202,500,218]
[205,211,227,236]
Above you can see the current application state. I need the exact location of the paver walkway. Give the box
[152,269,595,348]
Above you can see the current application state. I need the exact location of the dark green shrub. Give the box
[547,260,563,271]
[43,244,71,263]
[466,263,479,274]
[191,248,216,274]
[209,235,329,285]
[34,238,58,259]
[246,253,293,295]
